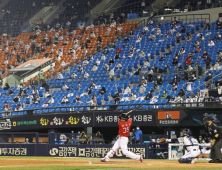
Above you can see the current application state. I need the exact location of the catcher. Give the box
[159,129,200,164]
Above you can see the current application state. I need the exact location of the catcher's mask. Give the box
[203,116,213,126]
[119,113,129,121]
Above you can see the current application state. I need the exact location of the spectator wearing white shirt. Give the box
[138,50,145,57]
[15,104,23,111]
[215,32,221,41]
[101,54,106,60]
[58,36,63,41]
[79,24,84,30]
[66,21,71,27]
[36,29,41,35]
[128,52,133,58]
[19,39,24,46]
[90,32,96,39]
[110,20,116,27]
[62,83,70,90]
[109,68,115,80]
[82,48,87,54]
[61,96,70,103]
[179,47,185,54]
[117,24,123,31]
[25,43,30,50]
[136,36,142,43]
[60,60,66,67]
[116,62,122,69]
[156,28,161,35]
[143,25,148,31]
[208,39,215,46]
[95,58,100,66]
[124,86,131,94]
[57,72,64,79]
[71,72,77,79]
[45,96,54,104]
[84,71,89,78]
[144,60,150,68]
[129,92,136,101]
[91,64,98,71]
[139,85,146,93]
[148,33,156,41]
[3,59,8,65]
[82,59,89,66]
[104,62,109,70]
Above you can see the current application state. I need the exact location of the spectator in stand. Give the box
[186,35,192,43]
[84,71,89,78]
[117,47,122,53]
[198,33,205,41]
[185,56,191,65]
[188,73,197,82]
[134,66,141,75]
[148,33,156,41]
[8,88,14,96]
[109,12,114,24]
[145,91,152,100]
[171,83,178,91]
[108,68,115,81]
[216,21,222,29]
[156,74,163,85]
[129,31,134,37]
[80,88,91,97]
[166,48,172,55]
[141,29,146,37]
[208,39,215,46]
[177,89,185,98]
[214,61,220,69]
[61,96,70,104]
[205,23,211,30]
[99,87,106,95]
[90,94,97,106]
[57,72,64,80]
[181,26,186,33]
[205,55,212,69]
[171,75,179,84]
[139,85,146,93]
[144,60,150,68]
[129,92,136,101]
[205,72,213,88]
[194,45,201,53]
[113,93,120,104]
[116,62,122,70]
[108,58,114,65]
[202,50,209,58]
[159,54,166,61]
[3,83,10,90]
[3,102,10,111]
[15,103,23,111]
[62,83,70,90]
[153,82,160,92]
[161,90,168,99]
[91,64,98,72]
[124,85,131,94]
[214,32,221,42]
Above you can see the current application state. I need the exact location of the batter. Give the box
[101,113,143,162]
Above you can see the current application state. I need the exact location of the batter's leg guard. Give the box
[178,157,195,163]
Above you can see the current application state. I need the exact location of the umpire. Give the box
[203,116,222,163]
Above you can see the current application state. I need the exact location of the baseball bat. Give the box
[125,104,143,115]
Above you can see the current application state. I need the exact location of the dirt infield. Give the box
[0,157,222,169]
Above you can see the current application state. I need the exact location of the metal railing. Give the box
[150,13,211,23]
[1,101,222,118]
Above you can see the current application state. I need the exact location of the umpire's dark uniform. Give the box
[207,122,222,162]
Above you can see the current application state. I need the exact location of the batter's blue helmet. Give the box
[183,129,192,136]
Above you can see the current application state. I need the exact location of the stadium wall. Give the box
[0,109,221,132]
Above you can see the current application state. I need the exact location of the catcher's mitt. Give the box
[159,138,167,143]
